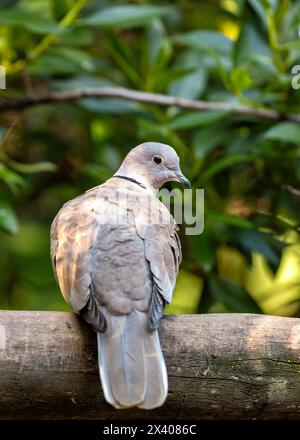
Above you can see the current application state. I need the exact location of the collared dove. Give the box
[50,142,190,409]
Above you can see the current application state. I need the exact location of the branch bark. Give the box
[1,87,300,122]
[0,311,300,420]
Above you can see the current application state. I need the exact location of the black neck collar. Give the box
[112,175,147,189]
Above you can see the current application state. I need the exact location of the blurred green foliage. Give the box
[0,0,300,316]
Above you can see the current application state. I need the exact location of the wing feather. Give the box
[50,190,102,315]
[134,196,182,329]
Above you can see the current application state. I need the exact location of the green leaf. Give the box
[153,67,194,91]
[0,199,19,234]
[0,163,26,194]
[137,117,168,139]
[172,31,233,55]
[81,163,112,184]
[233,14,271,67]
[51,47,97,72]
[106,32,140,85]
[51,0,69,21]
[207,209,253,229]
[192,125,232,160]
[230,67,253,93]
[52,75,114,91]
[197,154,252,184]
[147,39,173,75]
[168,50,208,100]
[248,0,268,25]
[231,228,285,273]
[281,40,300,50]
[0,7,59,34]
[165,269,203,314]
[1,0,19,8]
[168,110,229,130]
[28,53,83,76]
[146,19,166,66]
[56,27,94,47]
[169,68,207,100]
[284,1,300,36]
[9,161,57,174]
[82,5,173,29]
[208,275,262,313]
[190,224,220,272]
[264,122,300,145]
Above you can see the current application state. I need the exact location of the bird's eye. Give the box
[152,155,163,165]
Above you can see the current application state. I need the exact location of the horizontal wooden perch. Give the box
[0,311,300,420]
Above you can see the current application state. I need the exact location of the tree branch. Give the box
[1,310,300,419]
[1,86,300,122]
[283,185,300,197]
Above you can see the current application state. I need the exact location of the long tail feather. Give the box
[97,309,168,409]
[138,329,168,409]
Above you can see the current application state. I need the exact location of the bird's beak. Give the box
[174,171,191,188]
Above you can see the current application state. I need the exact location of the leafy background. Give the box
[0,0,300,316]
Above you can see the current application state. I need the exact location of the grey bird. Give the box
[50,142,190,409]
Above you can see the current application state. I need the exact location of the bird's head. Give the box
[115,142,191,190]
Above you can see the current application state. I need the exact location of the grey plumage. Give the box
[50,142,189,409]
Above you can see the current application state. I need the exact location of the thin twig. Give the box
[29,0,89,60]
[283,185,300,197]
[0,86,300,122]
